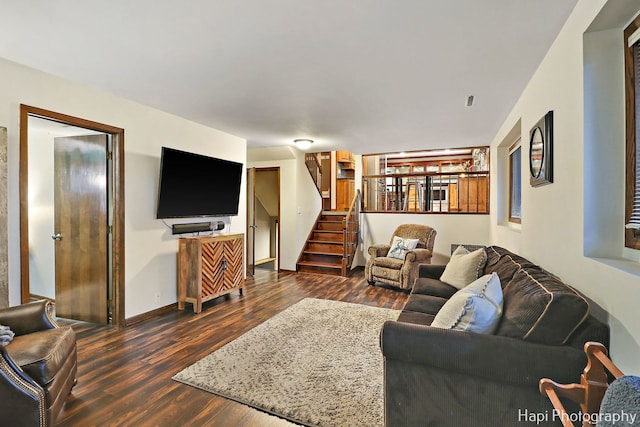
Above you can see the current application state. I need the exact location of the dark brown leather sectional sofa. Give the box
[381,246,610,426]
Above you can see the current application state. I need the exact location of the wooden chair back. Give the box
[539,342,624,427]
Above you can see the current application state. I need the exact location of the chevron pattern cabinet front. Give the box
[177,234,245,313]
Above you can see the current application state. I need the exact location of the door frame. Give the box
[248,167,281,272]
[19,104,125,326]
[246,167,256,276]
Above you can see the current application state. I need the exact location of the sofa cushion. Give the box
[496,267,590,345]
[404,294,450,317]
[484,246,536,287]
[371,256,404,270]
[396,311,435,326]
[412,278,458,299]
[6,327,76,387]
[565,315,611,350]
[431,273,503,334]
[387,236,419,260]
[440,246,487,289]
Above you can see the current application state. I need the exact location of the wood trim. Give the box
[253,167,281,273]
[124,303,177,327]
[508,143,522,224]
[19,107,30,304]
[19,105,126,326]
[361,145,489,158]
[112,131,125,326]
[624,15,640,249]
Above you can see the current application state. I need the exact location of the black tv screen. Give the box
[156,147,243,218]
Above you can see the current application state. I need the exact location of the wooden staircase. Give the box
[297,212,347,276]
[300,154,361,277]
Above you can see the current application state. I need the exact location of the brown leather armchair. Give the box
[365,224,436,290]
[0,300,77,426]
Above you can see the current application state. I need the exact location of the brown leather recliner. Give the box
[0,300,77,426]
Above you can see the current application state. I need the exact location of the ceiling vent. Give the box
[466,95,475,107]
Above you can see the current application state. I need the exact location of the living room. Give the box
[1,1,640,426]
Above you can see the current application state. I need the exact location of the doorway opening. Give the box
[19,105,125,326]
[246,167,280,275]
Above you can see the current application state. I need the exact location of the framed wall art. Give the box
[529,110,553,187]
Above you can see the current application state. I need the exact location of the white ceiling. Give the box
[0,0,577,154]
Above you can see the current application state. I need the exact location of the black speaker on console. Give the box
[172,222,211,235]
[171,221,226,235]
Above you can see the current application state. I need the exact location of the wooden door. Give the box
[54,135,108,323]
[336,179,354,211]
[246,167,256,276]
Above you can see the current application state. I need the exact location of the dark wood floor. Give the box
[55,269,409,427]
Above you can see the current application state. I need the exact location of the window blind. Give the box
[629,26,640,47]
[626,41,640,229]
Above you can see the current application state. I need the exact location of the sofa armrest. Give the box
[368,244,391,258]
[0,300,58,336]
[0,346,46,424]
[381,320,587,387]
[418,263,446,279]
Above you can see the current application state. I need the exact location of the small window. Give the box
[624,14,640,249]
[509,142,522,223]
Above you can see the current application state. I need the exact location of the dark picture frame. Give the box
[529,110,553,187]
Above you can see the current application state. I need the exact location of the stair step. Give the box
[304,250,342,256]
[306,241,344,253]
[316,221,344,231]
[312,230,343,236]
[297,265,343,276]
[307,240,344,246]
[300,252,343,264]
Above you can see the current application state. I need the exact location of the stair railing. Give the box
[342,189,361,276]
[304,152,323,195]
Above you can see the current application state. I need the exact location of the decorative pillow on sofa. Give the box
[431,273,503,334]
[484,246,537,287]
[440,246,487,289]
[496,267,589,345]
[387,236,419,260]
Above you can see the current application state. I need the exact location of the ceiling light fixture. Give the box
[294,139,314,149]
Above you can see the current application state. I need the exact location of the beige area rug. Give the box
[172,298,400,427]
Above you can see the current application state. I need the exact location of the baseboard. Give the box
[125,303,177,327]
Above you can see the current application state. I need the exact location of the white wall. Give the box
[0,57,246,318]
[27,128,54,298]
[254,200,271,261]
[358,213,491,266]
[489,0,640,373]
[248,148,322,271]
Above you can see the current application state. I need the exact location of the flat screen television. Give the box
[156,147,243,218]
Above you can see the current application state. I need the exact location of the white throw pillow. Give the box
[439,246,487,289]
[386,236,420,260]
[431,273,503,334]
